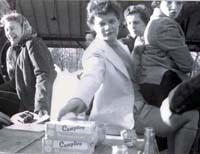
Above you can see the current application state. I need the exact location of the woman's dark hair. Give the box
[87,0,122,28]
[124,4,151,25]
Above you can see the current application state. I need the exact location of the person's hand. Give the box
[38,110,48,117]
[57,98,87,121]
[0,112,13,127]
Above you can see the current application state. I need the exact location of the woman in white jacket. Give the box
[58,0,136,134]
[58,1,198,153]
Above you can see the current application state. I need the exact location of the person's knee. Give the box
[183,110,199,130]
[162,110,199,135]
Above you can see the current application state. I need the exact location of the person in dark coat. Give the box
[0,12,56,117]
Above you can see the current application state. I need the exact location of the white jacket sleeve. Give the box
[74,51,106,108]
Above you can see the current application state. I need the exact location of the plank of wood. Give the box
[0,128,44,153]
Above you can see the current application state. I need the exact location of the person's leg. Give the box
[173,125,198,154]
[135,103,199,154]
[0,90,20,117]
[166,110,199,154]
[140,70,182,108]
[140,83,163,107]
[139,83,168,150]
[160,98,199,154]
[167,134,175,154]
[139,71,183,151]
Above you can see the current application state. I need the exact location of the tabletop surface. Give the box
[0,124,144,154]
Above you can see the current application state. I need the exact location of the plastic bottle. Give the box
[141,127,159,154]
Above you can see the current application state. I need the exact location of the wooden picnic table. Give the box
[0,124,144,154]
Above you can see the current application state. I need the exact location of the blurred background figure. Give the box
[0,0,12,84]
[0,0,14,128]
[85,30,96,48]
[0,0,11,18]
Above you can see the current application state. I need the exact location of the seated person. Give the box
[0,0,12,84]
[0,12,56,117]
[57,0,199,154]
[134,1,193,107]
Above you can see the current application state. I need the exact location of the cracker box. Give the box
[42,138,95,154]
[45,120,98,142]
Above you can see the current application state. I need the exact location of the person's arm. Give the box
[26,38,56,116]
[0,112,13,128]
[57,48,106,120]
[151,19,193,73]
[73,49,106,108]
[132,80,145,114]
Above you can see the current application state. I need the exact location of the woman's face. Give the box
[4,20,23,45]
[126,13,146,37]
[160,1,183,18]
[92,12,120,41]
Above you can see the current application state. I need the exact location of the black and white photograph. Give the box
[0,0,200,153]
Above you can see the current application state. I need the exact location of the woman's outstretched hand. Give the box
[57,98,87,121]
